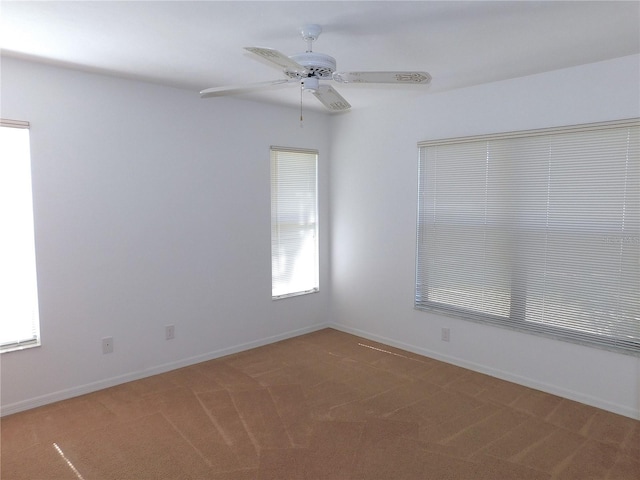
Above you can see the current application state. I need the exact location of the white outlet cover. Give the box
[102,337,114,354]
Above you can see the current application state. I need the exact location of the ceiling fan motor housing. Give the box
[286,52,336,79]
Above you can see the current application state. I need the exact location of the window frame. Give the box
[270,146,319,300]
[0,118,41,353]
[415,118,640,356]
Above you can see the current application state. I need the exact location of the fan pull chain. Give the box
[300,85,304,128]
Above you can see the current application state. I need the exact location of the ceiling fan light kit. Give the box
[200,24,431,111]
[302,77,320,92]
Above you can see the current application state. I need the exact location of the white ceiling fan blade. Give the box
[244,47,308,75]
[200,78,298,98]
[312,85,351,111]
[333,71,432,85]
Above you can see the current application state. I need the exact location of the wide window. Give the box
[416,119,639,355]
[0,119,41,352]
[271,147,319,298]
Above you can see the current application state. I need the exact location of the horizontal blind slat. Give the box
[0,122,40,353]
[271,147,319,298]
[416,119,640,355]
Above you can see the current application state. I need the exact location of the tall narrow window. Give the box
[0,119,41,352]
[416,119,640,355]
[271,147,319,299]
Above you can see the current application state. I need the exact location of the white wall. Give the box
[0,57,332,414]
[2,54,639,420]
[329,54,640,420]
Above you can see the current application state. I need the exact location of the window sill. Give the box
[272,288,319,301]
[1,340,41,354]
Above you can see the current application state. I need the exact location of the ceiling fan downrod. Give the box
[300,24,322,52]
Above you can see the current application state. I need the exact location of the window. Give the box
[416,119,639,355]
[271,147,319,298]
[1,119,41,352]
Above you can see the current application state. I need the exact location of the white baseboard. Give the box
[328,323,639,420]
[5,321,636,420]
[1,323,330,417]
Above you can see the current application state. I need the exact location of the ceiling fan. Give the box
[200,24,431,111]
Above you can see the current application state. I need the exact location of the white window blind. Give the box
[1,119,41,353]
[416,119,640,355]
[271,147,319,299]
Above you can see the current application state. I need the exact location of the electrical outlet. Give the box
[441,328,450,342]
[102,337,114,354]
[165,325,175,340]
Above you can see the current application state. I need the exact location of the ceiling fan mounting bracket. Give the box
[300,24,322,42]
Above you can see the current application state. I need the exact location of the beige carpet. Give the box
[1,328,638,479]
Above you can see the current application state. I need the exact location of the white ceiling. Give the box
[1,1,639,112]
